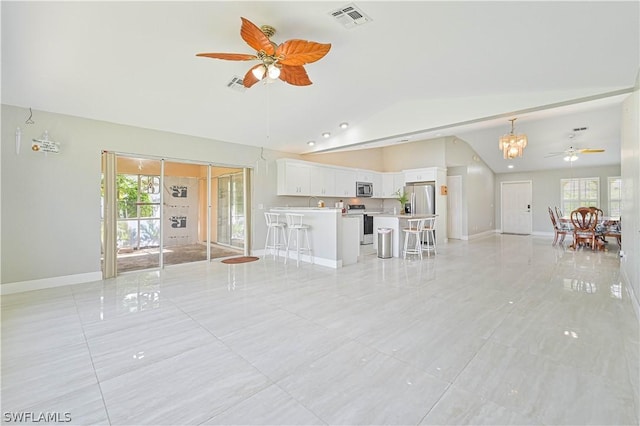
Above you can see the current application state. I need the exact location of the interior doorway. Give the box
[101,153,248,276]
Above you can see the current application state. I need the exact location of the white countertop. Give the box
[373,213,436,218]
[271,207,341,212]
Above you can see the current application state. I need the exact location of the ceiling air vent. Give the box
[226,76,246,92]
[572,127,588,132]
[329,3,372,29]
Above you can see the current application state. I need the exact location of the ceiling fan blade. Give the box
[240,17,275,55]
[578,148,605,153]
[276,40,331,66]
[196,52,257,61]
[544,152,565,158]
[242,65,262,88]
[279,64,312,86]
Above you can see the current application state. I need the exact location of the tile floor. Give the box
[1,234,638,425]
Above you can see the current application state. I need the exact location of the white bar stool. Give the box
[264,212,287,259]
[285,213,312,267]
[402,218,425,259]
[421,216,437,256]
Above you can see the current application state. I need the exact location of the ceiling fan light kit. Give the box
[498,118,528,159]
[197,17,331,88]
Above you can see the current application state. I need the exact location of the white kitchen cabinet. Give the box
[393,173,406,194]
[277,159,311,195]
[404,167,436,183]
[356,170,375,183]
[371,172,383,197]
[310,165,336,196]
[381,172,404,198]
[335,168,356,197]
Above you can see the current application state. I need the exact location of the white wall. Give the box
[494,165,621,234]
[620,86,639,311]
[380,138,446,171]
[445,137,496,236]
[1,105,296,287]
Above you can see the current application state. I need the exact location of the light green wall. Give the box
[494,165,622,233]
[0,104,297,285]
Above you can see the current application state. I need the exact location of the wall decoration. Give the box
[31,131,60,154]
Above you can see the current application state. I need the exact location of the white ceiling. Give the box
[2,1,638,174]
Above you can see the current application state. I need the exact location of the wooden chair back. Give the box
[570,207,597,231]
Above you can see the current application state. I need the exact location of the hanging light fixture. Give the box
[498,118,528,159]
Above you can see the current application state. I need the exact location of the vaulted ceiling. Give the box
[2,1,638,173]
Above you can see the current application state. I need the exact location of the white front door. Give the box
[447,175,463,239]
[501,181,532,234]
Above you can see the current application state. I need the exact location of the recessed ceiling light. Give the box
[307,141,315,146]
[339,122,349,129]
[322,132,331,138]
[508,164,514,169]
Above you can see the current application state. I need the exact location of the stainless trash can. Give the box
[378,228,393,259]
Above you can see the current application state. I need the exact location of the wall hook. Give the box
[25,107,35,124]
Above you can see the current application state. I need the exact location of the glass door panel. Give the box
[217,175,231,246]
[230,172,245,249]
[115,157,162,272]
[217,172,245,249]
[162,161,208,266]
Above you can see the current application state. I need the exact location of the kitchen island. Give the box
[373,214,437,258]
[270,207,360,268]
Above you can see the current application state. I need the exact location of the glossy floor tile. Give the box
[1,235,638,425]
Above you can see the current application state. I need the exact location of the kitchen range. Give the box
[346,204,379,245]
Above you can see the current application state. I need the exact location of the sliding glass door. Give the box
[102,154,248,276]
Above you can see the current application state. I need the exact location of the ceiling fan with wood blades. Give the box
[545,146,605,162]
[196,17,331,88]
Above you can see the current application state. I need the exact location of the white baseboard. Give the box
[467,229,498,240]
[532,231,555,237]
[0,271,103,295]
[252,249,341,268]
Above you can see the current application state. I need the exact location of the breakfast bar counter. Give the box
[270,207,360,267]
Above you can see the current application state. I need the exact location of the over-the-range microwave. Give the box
[356,181,373,197]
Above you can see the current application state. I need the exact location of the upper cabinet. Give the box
[356,170,375,183]
[334,168,357,198]
[310,166,337,197]
[277,159,356,197]
[404,167,436,183]
[277,159,311,195]
[381,172,404,198]
[276,160,442,199]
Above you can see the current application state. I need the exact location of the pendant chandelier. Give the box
[499,118,528,159]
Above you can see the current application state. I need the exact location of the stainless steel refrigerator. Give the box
[404,182,436,216]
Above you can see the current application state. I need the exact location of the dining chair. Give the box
[555,206,564,220]
[604,216,622,248]
[548,207,570,246]
[588,206,607,243]
[569,207,603,251]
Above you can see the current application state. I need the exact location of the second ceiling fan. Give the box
[546,131,605,162]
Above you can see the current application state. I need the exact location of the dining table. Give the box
[560,215,621,248]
